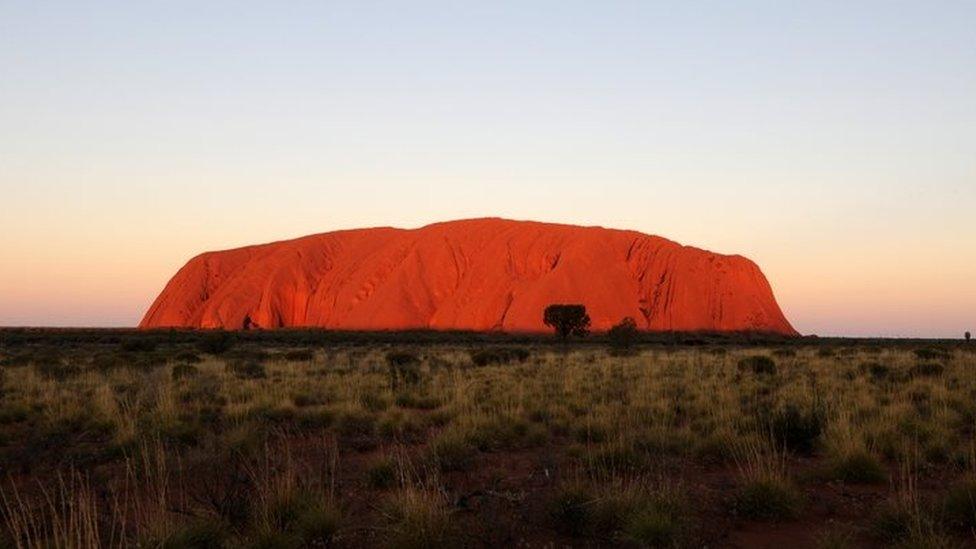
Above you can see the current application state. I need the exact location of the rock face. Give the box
[140,218,797,335]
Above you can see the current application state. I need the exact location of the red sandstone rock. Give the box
[139,218,797,335]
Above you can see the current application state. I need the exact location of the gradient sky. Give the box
[1,1,974,337]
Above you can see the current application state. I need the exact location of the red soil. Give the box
[140,218,796,335]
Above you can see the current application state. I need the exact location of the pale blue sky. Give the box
[1,1,974,336]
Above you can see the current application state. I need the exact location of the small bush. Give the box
[734,479,801,521]
[226,360,267,380]
[831,452,887,484]
[621,504,685,547]
[607,317,639,349]
[469,347,530,367]
[738,356,777,376]
[428,430,477,472]
[769,403,825,455]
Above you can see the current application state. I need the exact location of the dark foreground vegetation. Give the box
[0,329,974,547]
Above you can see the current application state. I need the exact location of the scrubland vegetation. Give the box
[0,330,974,547]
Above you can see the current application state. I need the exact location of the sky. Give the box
[1,1,974,337]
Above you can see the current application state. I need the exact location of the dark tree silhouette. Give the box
[608,317,639,348]
[967,331,972,342]
[543,304,591,339]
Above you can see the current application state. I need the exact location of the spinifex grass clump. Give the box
[382,486,456,548]
[548,480,691,544]
[729,436,802,520]
[831,451,887,484]
[386,350,422,388]
[767,402,826,455]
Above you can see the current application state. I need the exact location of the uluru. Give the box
[140,218,796,335]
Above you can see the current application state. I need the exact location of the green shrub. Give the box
[738,356,777,375]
